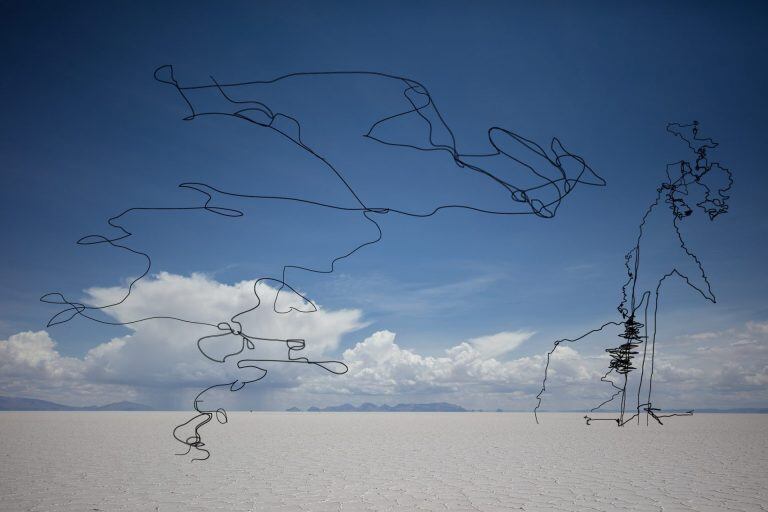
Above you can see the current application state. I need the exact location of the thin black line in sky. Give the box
[535,121,733,426]
[42,65,606,460]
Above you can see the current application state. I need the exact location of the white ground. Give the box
[0,412,765,511]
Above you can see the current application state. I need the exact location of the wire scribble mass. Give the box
[535,121,733,426]
[42,66,606,460]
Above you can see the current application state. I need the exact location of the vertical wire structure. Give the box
[535,121,733,426]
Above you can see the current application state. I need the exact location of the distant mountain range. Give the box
[674,408,768,414]
[290,403,768,413]
[529,407,768,414]
[0,396,154,411]
[288,402,471,412]
[2,396,764,414]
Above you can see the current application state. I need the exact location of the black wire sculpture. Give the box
[41,66,606,460]
[535,121,733,426]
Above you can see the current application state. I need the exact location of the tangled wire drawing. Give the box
[535,121,733,426]
[41,66,606,460]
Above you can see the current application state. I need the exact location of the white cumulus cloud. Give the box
[2,273,767,412]
[1,273,364,406]
[298,329,601,402]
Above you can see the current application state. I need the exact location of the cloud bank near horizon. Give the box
[1,273,766,410]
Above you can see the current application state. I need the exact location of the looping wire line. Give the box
[535,121,733,426]
[43,66,606,459]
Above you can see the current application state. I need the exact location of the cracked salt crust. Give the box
[0,412,766,511]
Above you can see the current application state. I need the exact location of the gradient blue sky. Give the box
[1,1,767,409]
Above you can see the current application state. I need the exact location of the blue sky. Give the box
[1,1,767,410]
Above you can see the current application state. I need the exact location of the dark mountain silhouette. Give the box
[291,404,768,413]
[287,402,468,412]
[0,396,154,411]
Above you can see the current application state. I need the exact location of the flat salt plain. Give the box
[1,412,766,512]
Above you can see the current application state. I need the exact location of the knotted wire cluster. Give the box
[606,315,645,376]
[536,121,733,427]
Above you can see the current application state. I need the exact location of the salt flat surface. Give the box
[0,412,766,511]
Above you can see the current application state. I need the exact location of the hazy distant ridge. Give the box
[0,396,153,411]
[287,403,768,413]
[289,402,469,412]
